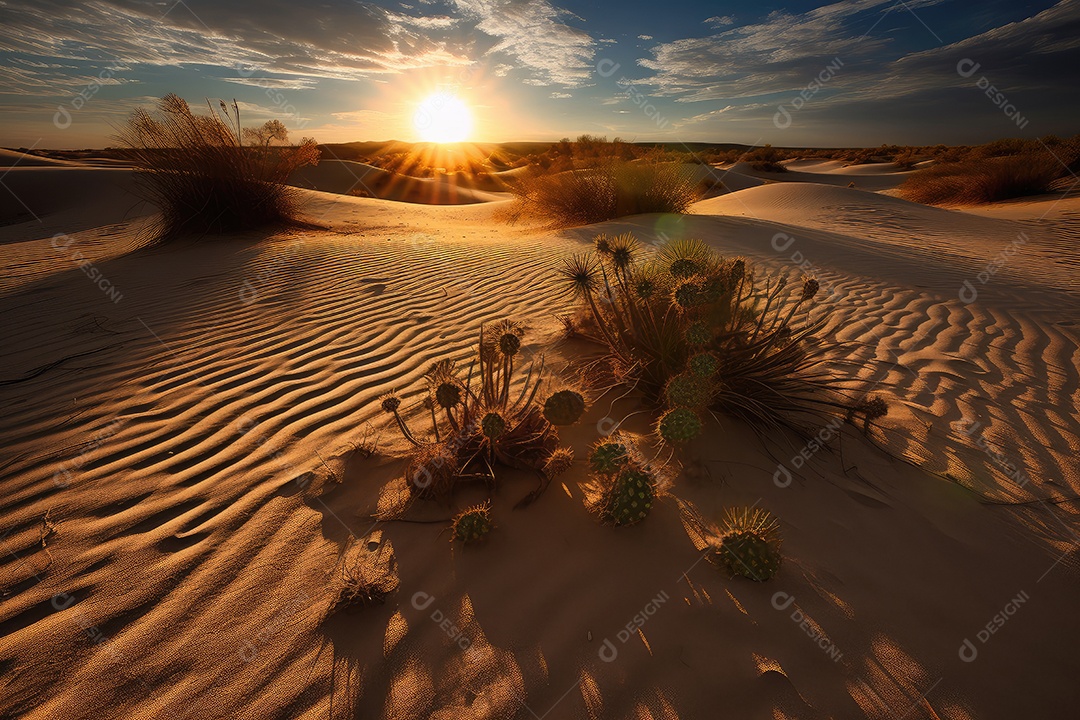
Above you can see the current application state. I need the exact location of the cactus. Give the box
[543,390,586,426]
[664,373,711,409]
[685,320,711,346]
[688,352,718,378]
[657,407,702,443]
[434,382,461,409]
[669,258,700,279]
[453,503,493,544]
[481,411,506,440]
[604,467,654,526]
[589,440,630,474]
[713,507,782,581]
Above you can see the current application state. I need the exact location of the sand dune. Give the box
[289,159,507,204]
[723,160,913,191]
[1,167,1078,719]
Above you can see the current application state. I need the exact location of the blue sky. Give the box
[0,0,1076,148]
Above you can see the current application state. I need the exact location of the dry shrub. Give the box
[898,152,1067,205]
[559,234,873,442]
[115,94,319,239]
[506,158,702,227]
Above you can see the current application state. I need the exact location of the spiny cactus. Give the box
[657,407,702,443]
[543,390,586,426]
[669,258,701,279]
[713,507,782,581]
[664,373,712,409]
[589,440,630,474]
[481,411,507,440]
[688,352,718,378]
[453,503,493,544]
[604,467,655,526]
[543,447,575,478]
[685,320,711,346]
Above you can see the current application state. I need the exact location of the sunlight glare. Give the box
[413,92,472,143]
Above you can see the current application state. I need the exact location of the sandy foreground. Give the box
[1,153,1078,719]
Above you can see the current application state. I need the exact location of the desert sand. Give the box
[1,149,1078,719]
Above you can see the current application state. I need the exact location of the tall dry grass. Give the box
[898,152,1068,205]
[115,94,319,239]
[506,158,702,227]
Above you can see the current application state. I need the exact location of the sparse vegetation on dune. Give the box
[559,233,881,442]
[115,94,319,239]
[377,321,585,518]
[898,151,1072,205]
[506,157,703,227]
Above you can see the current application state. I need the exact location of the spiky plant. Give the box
[379,321,586,507]
[453,502,493,544]
[589,439,630,474]
[556,232,870,443]
[603,467,655,526]
[657,407,703,443]
[710,507,782,581]
[583,435,665,527]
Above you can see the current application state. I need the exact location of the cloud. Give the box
[638,0,951,101]
[219,77,320,90]
[0,0,474,94]
[638,34,653,40]
[549,91,572,98]
[450,0,596,85]
[704,15,734,26]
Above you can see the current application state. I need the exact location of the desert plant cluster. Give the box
[115,94,319,239]
[378,322,585,527]
[559,233,878,442]
[506,156,703,227]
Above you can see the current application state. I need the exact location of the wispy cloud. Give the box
[450,0,596,86]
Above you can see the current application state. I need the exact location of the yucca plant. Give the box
[114,94,320,240]
[380,321,585,506]
[558,233,871,442]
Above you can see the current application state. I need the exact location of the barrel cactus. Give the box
[543,390,586,426]
[657,407,703,443]
[688,352,718,379]
[664,373,711,409]
[481,411,507,440]
[453,503,493,544]
[685,320,711,346]
[713,507,782,581]
[589,439,630,474]
[604,467,654,526]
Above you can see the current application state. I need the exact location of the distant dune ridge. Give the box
[1,145,1078,719]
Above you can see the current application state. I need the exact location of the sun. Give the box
[413,92,472,143]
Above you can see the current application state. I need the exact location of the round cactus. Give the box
[499,332,521,356]
[635,278,656,299]
[605,467,654,526]
[543,390,585,426]
[684,320,711,346]
[673,280,705,309]
[589,441,630,474]
[669,258,700,279]
[657,407,703,443]
[688,352,718,378]
[453,503,493,544]
[713,507,782,581]
[434,382,461,409]
[481,411,506,440]
[664,373,711,409]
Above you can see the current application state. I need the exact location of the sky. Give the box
[0,0,1077,148]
